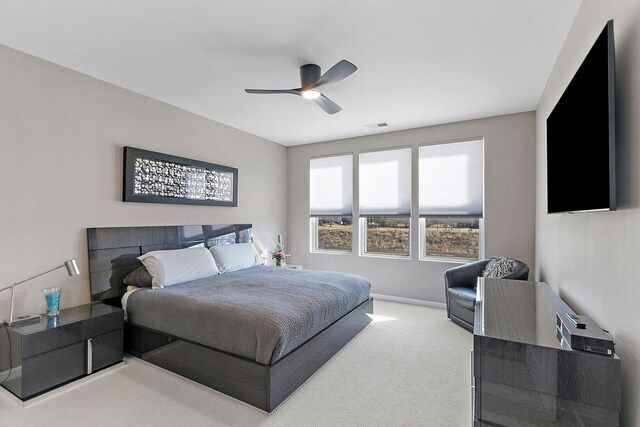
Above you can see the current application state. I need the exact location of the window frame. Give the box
[309,152,354,254]
[418,138,484,263]
[357,146,413,259]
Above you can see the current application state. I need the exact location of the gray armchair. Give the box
[445,258,529,331]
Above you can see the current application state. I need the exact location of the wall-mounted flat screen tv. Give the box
[546,20,616,214]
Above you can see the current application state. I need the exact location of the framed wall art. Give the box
[123,146,238,207]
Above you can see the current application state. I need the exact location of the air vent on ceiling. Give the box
[365,122,389,129]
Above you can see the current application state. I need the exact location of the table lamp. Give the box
[1,259,80,326]
[252,240,269,265]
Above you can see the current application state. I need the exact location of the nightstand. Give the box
[0,302,123,400]
[283,264,303,269]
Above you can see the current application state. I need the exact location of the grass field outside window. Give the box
[361,217,410,257]
[313,217,352,252]
[422,217,480,260]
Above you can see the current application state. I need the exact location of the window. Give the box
[312,216,353,252]
[422,217,480,259]
[362,217,410,256]
[419,139,484,260]
[310,154,353,252]
[359,147,412,257]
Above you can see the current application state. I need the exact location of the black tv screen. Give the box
[546,20,616,214]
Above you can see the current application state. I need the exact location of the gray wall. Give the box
[288,112,536,303]
[0,44,287,320]
[535,1,640,424]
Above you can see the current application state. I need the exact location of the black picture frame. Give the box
[123,146,238,207]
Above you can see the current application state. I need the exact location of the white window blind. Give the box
[419,139,484,217]
[309,154,353,216]
[359,147,412,217]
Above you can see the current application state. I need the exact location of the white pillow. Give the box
[209,242,261,273]
[138,247,220,288]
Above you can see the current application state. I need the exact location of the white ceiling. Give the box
[0,0,581,146]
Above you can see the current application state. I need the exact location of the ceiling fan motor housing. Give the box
[300,64,321,88]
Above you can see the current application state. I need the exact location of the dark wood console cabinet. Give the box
[0,303,123,400]
[472,278,621,426]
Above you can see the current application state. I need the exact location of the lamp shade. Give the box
[64,259,80,277]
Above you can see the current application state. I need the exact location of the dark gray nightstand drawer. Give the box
[21,341,86,398]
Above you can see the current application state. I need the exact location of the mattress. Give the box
[122,265,371,364]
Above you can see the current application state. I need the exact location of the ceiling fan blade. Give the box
[245,89,301,95]
[314,95,342,115]
[314,60,358,88]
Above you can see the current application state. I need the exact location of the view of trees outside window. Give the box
[423,217,480,259]
[363,217,410,256]
[315,217,352,252]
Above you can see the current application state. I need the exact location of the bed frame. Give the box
[87,224,373,412]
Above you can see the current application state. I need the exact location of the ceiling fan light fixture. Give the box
[301,89,321,100]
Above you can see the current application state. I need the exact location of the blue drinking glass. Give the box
[42,287,61,316]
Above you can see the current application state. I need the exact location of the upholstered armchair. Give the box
[444,258,529,331]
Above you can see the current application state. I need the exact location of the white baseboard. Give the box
[370,293,446,309]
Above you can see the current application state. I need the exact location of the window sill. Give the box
[360,253,412,261]
[310,250,353,255]
[419,256,477,264]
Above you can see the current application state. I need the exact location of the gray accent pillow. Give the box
[123,266,153,288]
[483,256,516,278]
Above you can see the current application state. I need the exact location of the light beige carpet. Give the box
[0,300,472,427]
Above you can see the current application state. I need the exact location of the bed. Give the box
[87,224,373,412]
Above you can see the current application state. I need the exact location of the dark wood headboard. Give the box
[87,224,252,305]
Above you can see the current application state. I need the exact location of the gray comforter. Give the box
[124,265,371,364]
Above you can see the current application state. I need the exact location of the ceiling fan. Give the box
[245,60,357,115]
